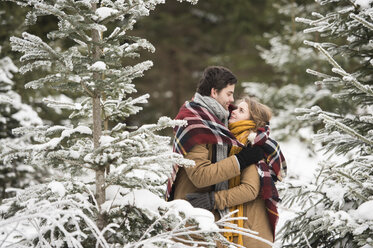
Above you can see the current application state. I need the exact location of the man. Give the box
[166,66,264,216]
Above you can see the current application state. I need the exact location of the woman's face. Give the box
[229,101,250,124]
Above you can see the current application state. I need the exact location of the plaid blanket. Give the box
[253,125,287,237]
[166,101,243,200]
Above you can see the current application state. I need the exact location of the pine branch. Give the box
[34,2,92,43]
[319,113,373,146]
[302,232,312,248]
[334,170,370,199]
[350,13,373,30]
[306,68,333,79]
[304,40,344,71]
[81,81,94,97]
[59,157,93,170]
[306,40,373,97]
[332,68,373,97]
[100,6,132,25]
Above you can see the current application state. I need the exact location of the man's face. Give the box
[210,84,235,110]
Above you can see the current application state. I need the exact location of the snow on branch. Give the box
[296,14,336,33]
[305,40,373,97]
[103,190,271,248]
[24,73,63,89]
[318,113,373,146]
[10,32,58,74]
[123,39,156,54]
[304,40,344,71]
[350,13,373,30]
[338,6,355,14]
[0,185,273,247]
[331,68,373,96]
[120,60,154,82]
[0,56,18,85]
[102,94,150,120]
[43,98,82,111]
[1,124,93,168]
[177,0,198,4]
[130,116,187,137]
[0,182,114,248]
[306,68,334,79]
[295,17,313,25]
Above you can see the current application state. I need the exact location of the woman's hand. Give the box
[235,145,264,171]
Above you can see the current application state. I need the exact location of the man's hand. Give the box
[185,192,215,210]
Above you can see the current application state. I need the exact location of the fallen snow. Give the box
[70,150,80,159]
[48,181,66,198]
[102,189,218,232]
[355,200,373,220]
[61,125,92,138]
[323,184,347,207]
[167,199,218,231]
[100,135,115,145]
[95,7,119,21]
[355,0,373,9]
[89,61,107,71]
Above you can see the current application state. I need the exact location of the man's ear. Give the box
[210,88,218,98]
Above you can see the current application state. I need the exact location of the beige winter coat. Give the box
[173,144,240,200]
[215,164,273,247]
[173,144,273,247]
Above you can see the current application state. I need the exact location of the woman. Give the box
[187,97,287,247]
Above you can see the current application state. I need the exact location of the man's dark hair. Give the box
[196,66,237,96]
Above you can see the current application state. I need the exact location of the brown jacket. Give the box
[215,164,273,247]
[173,143,273,247]
[173,144,240,200]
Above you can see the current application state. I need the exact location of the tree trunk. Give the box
[93,95,105,230]
[91,2,105,232]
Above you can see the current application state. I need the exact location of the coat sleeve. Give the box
[184,144,240,188]
[214,164,260,210]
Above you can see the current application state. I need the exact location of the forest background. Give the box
[1,0,372,246]
[0,0,308,129]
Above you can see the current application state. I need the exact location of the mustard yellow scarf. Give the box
[224,120,256,245]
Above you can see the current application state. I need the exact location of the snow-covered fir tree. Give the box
[0,0,267,247]
[0,9,44,201]
[243,0,349,143]
[279,0,373,247]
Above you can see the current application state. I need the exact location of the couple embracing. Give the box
[166,66,287,248]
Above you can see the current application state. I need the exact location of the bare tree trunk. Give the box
[91,2,105,233]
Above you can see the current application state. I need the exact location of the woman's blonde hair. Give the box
[239,97,272,128]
